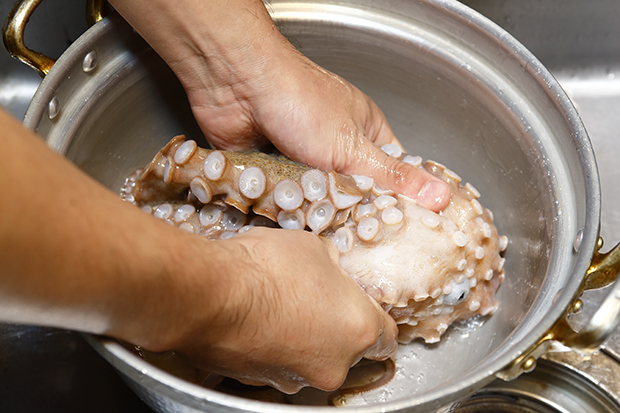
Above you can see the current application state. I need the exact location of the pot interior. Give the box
[24,0,598,411]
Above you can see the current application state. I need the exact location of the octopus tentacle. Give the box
[123,135,507,345]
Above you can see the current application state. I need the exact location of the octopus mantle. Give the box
[122,136,507,343]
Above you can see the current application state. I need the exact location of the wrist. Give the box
[110,231,246,354]
[110,0,290,100]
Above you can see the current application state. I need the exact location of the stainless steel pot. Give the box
[6,0,620,412]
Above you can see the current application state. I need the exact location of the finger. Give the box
[208,133,271,152]
[357,102,452,212]
[363,110,406,150]
[360,297,399,361]
[338,136,451,212]
[320,236,342,265]
[238,377,305,395]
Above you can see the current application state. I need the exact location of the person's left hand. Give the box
[110,0,451,212]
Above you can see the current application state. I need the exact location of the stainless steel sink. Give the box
[461,0,620,254]
[1,0,619,411]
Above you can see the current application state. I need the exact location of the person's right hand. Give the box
[158,227,398,394]
[0,108,396,393]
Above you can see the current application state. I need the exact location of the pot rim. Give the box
[25,0,601,411]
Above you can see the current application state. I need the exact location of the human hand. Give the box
[110,0,451,212]
[189,50,451,212]
[164,227,398,394]
[0,109,396,393]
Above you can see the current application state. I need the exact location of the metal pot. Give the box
[6,0,620,411]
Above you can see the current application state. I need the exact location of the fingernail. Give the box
[417,180,450,211]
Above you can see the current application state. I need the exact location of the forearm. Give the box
[109,0,288,96]
[0,110,230,350]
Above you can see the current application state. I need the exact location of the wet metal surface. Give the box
[1,0,620,411]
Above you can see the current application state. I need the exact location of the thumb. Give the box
[340,137,451,212]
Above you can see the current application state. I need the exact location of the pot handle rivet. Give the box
[2,0,109,77]
[48,96,60,120]
[82,50,98,73]
[521,357,536,373]
[574,228,584,252]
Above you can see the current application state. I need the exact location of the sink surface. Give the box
[1,0,619,411]
[462,0,620,250]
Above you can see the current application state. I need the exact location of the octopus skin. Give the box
[121,135,507,344]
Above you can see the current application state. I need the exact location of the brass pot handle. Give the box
[86,0,109,27]
[498,238,620,380]
[2,0,108,77]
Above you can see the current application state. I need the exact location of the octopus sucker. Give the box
[174,204,196,223]
[274,179,304,211]
[333,227,355,253]
[189,177,213,204]
[154,203,173,220]
[306,198,336,233]
[278,209,306,230]
[199,205,222,227]
[381,206,404,225]
[238,167,266,199]
[125,135,507,345]
[300,169,328,201]
[203,151,227,181]
[174,139,197,165]
[328,172,363,209]
[374,195,398,210]
[351,174,374,191]
[353,203,377,222]
[380,143,403,158]
[357,217,381,242]
[464,182,481,199]
[402,154,422,167]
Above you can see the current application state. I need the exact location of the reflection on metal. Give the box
[2,0,55,77]
[498,237,620,381]
[460,357,620,413]
[584,238,620,290]
[0,76,39,115]
[2,0,106,77]
[86,0,108,26]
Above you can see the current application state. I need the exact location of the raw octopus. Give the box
[121,135,507,344]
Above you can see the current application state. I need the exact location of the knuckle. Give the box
[348,311,382,350]
[383,157,436,196]
[358,322,382,350]
[389,159,422,187]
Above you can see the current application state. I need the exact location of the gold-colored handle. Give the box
[497,238,620,381]
[584,238,620,290]
[2,0,55,77]
[2,0,108,77]
[86,0,110,27]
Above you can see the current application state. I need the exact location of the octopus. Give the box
[121,135,507,344]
